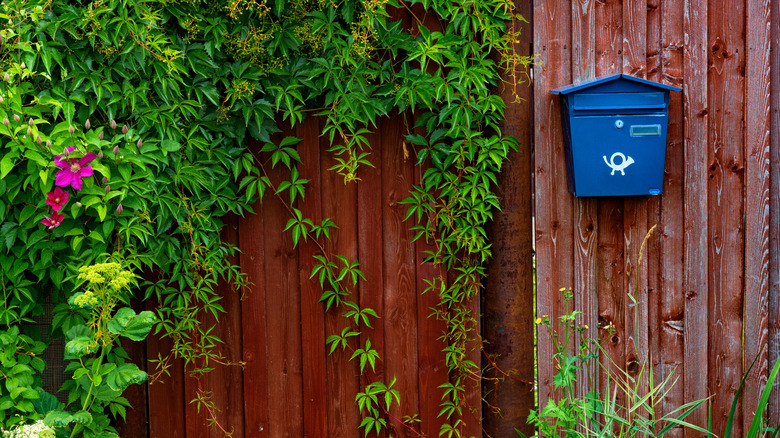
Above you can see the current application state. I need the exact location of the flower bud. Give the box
[85,119,91,130]
[113,145,119,155]
[122,124,128,134]
[2,73,9,82]
[2,117,7,126]
[98,131,104,140]
[46,140,52,148]
[68,125,74,135]
[116,204,123,214]
[98,150,104,159]
[105,185,110,193]
[36,136,42,145]
[28,118,33,126]
[76,201,82,208]
[13,114,19,122]
[136,138,143,149]
[26,127,32,136]
[0,95,4,104]
[102,176,108,184]
[19,62,25,69]
[110,119,117,130]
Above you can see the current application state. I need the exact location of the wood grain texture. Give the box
[146,300,186,438]
[683,0,710,433]
[621,0,649,410]
[239,168,270,437]
[570,0,600,411]
[264,146,304,438]
[357,126,387,438]
[482,4,535,435]
[205,214,245,438]
[297,120,328,438]
[743,0,772,428]
[706,0,746,431]
[380,114,420,438]
[769,0,780,424]
[595,0,625,411]
[656,0,686,434]
[533,0,574,408]
[320,125,361,438]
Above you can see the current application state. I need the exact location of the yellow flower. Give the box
[535,318,542,324]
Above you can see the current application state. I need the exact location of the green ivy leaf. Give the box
[106,363,147,391]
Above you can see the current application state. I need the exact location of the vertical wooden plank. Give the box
[533,0,574,411]
[706,0,746,432]
[683,0,709,432]
[321,125,361,438]
[381,113,419,438]
[769,0,780,424]
[483,3,536,435]
[204,215,245,438]
[570,0,600,408]
[357,127,387,438]
[595,0,625,409]
[185,357,209,435]
[239,167,270,437]
[743,0,772,427]
[655,0,687,434]
[147,300,186,438]
[264,144,304,438]
[297,120,328,438]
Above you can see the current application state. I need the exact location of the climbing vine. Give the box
[0,0,533,436]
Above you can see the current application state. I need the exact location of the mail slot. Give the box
[551,74,682,197]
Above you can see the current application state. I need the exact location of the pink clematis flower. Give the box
[45,187,69,212]
[54,147,95,191]
[41,211,65,229]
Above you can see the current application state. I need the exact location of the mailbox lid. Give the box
[550,73,682,95]
[570,92,667,115]
[567,113,669,196]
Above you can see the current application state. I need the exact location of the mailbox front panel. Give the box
[567,114,668,196]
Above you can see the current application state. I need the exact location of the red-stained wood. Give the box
[683,0,710,433]
[743,0,772,428]
[594,0,625,412]
[654,0,686,434]
[533,0,574,411]
[621,0,650,418]
[769,0,780,424]
[380,114,420,438]
[357,126,387,438]
[239,163,270,437]
[146,299,186,438]
[570,0,600,412]
[706,0,746,432]
[263,142,304,438]
[297,120,328,438]
[320,123,361,438]
[482,4,536,435]
[203,214,244,438]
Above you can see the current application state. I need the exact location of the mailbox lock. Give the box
[615,120,624,129]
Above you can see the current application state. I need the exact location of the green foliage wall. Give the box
[0,0,532,435]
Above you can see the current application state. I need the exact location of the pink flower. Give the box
[45,187,69,211]
[41,212,65,229]
[54,147,95,191]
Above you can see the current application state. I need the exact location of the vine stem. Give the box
[70,343,108,438]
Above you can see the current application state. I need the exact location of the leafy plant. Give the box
[523,288,708,438]
[44,263,155,438]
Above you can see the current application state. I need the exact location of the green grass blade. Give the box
[724,348,763,438]
[746,356,780,438]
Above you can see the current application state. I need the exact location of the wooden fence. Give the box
[111,0,780,436]
[534,0,780,437]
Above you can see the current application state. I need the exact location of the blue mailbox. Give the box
[550,74,681,197]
